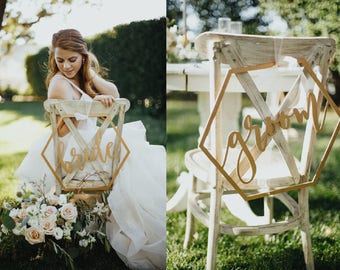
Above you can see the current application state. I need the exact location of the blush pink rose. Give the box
[25,226,45,245]
[40,217,57,235]
[59,203,78,223]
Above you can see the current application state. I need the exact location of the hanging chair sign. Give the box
[199,58,340,201]
[41,99,130,192]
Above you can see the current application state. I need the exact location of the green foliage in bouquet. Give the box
[0,182,114,270]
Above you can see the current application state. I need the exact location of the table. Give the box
[167,61,302,217]
[167,62,241,143]
[167,62,302,141]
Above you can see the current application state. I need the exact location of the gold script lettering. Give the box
[223,91,325,184]
[56,132,116,174]
[57,142,74,173]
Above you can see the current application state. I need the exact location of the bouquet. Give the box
[0,182,111,269]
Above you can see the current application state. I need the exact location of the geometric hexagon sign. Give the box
[41,101,130,192]
[199,58,339,201]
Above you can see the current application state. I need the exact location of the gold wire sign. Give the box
[199,58,340,200]
[41,100,130,192]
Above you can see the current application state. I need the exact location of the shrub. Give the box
[25,47,49,98]
[25,18,166,116]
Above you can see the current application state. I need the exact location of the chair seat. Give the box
[185,147,298,191]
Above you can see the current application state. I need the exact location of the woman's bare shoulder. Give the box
[48,75,73,99]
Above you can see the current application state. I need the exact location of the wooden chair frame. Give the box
[42,98,130,194]
[183,32,337,270]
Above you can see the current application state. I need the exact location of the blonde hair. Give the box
[45,29,100,97]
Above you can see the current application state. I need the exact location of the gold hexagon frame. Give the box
[199,58,340,201]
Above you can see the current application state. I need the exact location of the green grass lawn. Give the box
[166,98,340,270]
[0,100,165,269]
[0,101,48,199]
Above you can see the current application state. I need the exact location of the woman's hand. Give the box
[93,94,115,107]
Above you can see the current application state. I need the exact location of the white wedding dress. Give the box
[14,75,166,270]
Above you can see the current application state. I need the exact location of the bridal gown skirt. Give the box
[15,121,166,270]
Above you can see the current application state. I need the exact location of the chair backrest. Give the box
[196,33,338,200]
[42,98,130,194]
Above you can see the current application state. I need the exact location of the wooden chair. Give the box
[42,98,130,200]
[183,32,337,270]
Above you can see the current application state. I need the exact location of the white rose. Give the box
[40,205,58,219]
[58,194,68,205]
[59,203,77,223]
[53,227,63,240]
[40,217,56,235]
[25,226,45,245]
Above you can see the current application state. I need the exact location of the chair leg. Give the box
[183,174,197,248]
[299,188,314,270]
[206,184,223,270]
[264,196,274,241]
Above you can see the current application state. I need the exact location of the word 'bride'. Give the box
[57,132,115,173]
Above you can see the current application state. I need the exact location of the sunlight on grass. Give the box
[0,152,26,199]
[0,117,48,198]
[0,103,48,199]
[166,99,200,198]
[0,115,48,155]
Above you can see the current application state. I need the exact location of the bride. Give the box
[15,29,166,270]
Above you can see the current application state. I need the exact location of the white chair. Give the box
[42,99,130,200]
[183,32,337,270]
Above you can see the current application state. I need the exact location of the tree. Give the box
[167,0,183,26]
[0,0,86,57]
[167,0,340,104]
[259,0,340,104]
[167,0,262,34]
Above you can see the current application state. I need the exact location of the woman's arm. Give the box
[48,77,79,137]
[48,77,74,99]
[91,70,120,98]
